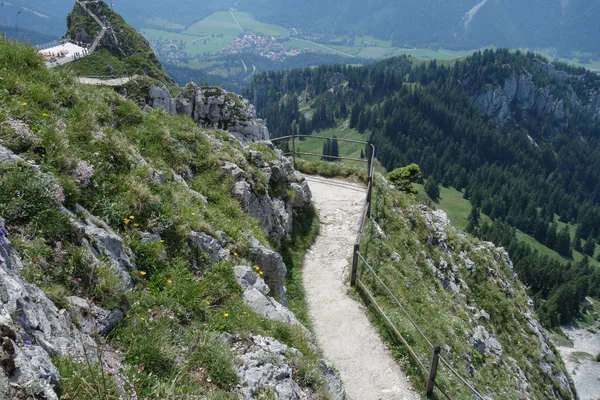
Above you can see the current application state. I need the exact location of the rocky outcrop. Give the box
[149,84,175,114]
[318,359,347,400]
[409,204,575,399]
[188,231,231,265]
[234,266,303,328]
[72,205,135,290]
[150,83,270,143]
[474,74,568,128]
[233,335,309,400]
[246,237,288,304]
[0,239,97,399]
[66,296,124,336]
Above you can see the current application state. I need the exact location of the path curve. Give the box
[77,76,138,86]
[303,175,419,400]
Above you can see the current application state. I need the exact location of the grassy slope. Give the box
[415,184,600,266]
[357,178,573,399]
[0,38,326,399]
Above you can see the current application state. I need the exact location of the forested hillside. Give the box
[245,49,600,327]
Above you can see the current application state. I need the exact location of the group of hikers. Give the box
[38,40,92,65]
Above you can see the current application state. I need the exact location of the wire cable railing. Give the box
[272,133,487,399]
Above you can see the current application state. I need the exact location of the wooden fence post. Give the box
[291,132,296,168]
[350,244,359,286]
[426,346,441,398]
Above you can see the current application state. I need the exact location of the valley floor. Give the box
[302,175,419,400]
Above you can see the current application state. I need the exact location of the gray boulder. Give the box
[0,144,23,165]
[247,237,288,305]
[188,231,231,264]
[318,359,347,400]
[74,207,135,290]
[235,335,305,400]
[67,296,124,336]
[149,84,175,115]
[234,266,303,328]
[0,242,97,399]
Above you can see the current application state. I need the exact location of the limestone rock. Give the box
[0,241,97,399]
[74,206,135,289]
[247,237,287,305]
[234,335,305,400]
[0,145,23,165]
[188,231,231,264]
[149,85,175,115]
[318,359,347,400]
[66,296,124,336]
[235,266,304,329]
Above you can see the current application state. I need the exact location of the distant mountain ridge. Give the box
[5,0,600,59]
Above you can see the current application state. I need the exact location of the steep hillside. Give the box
[245,50,600,328]
[357,174,575,399]
[0,37,345,399]
[60,0,174,88]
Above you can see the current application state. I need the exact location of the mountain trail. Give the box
[303,175,419,400]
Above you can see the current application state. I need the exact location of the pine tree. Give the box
[466,206,481,233]
[572,229,583,252]
[322,139,331,161]
[556,226,572,256]
[583,236,596,257]
[546,223,558,250]
[424,177,440,200]
[331,136,339,161]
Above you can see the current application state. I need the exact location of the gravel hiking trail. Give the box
[303,175,419,400]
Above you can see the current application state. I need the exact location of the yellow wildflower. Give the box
[123,218,130,224]
[139,271,147,276]
[205,300,210,305]
[254,266,260,271]
[129,215,135,219]
[160,239,165,243]
[167,279,172,284]
[133,223,140,227]
[259,271,263,275]
[223,313,229,317]
[141,317,145,321]
[233,252,239,257]
[20,102,27,107]
[42,113,48,117]
[191,212,196,216]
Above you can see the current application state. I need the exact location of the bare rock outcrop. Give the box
[0,239,97,399]
[150,83,270,143]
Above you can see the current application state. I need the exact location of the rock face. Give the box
[234,266,303,328]
[474,73,568,128]
[73,205,136,290]
[472,60,600,130]
[0,240,97,399]
[149,83,270,143]
[234,335,308,400]
[149,84,176,114]
[412,205,575,399]
[246,237,288,304]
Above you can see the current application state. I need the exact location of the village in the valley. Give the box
[150,32,313,64]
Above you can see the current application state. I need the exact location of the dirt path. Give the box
[77,76,138,86]
[557,323,600,400]
[303,175,419,400]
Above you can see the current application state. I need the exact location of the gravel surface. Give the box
[303,175,419,400]
[557,324,600,400]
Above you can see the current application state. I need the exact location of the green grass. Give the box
[0,37,330,399]
[232,11,289,37]
[415,184,600,268]
[356,177,574,399]
[294,125,368,161]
